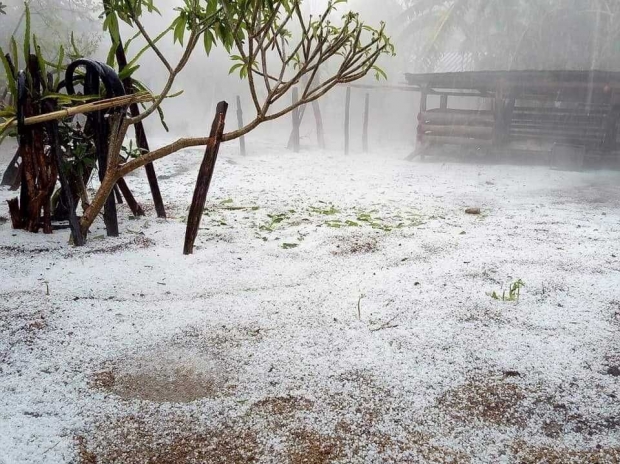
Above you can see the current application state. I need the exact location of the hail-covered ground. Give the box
[1,138,619,464]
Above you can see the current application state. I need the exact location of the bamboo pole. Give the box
[0,93,153,131]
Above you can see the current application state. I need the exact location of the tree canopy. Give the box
[400,0,620,72]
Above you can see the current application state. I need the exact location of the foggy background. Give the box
[2,0,619,155]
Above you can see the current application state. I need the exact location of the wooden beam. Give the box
[0,93,153,131]
[419,111,494,126]
[420,135,492,147]
[419,124,493,139]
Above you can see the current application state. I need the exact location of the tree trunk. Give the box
[93,108,119,237]
[291,88,300,153]
[363,93,370,153]
[344,87,351,156]
[45,111,85,246]
[183,101,228,255]
[7,198,21,229]
[236,96,246,156]
[312,98,326,149]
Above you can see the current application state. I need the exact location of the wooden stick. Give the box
[236,96,246,156]
[344,87,351,156]
[114,185,124,204]
[363,93,370,153]
[0,93,153,130]
[183,101,228,255]
[117,178,145,217]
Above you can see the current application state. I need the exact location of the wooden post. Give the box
[183,101,228,255]
[114,185,123,204]
[110,21,166,218]
[236,96,246,156]
[363,93,370,153]
[493,82,506,147]
[440,94,448,110]
[420,87,428,113]
[418,86,429,160]
[117,178,145,216]
[603,91,619,152]
[344,87,351,156]
[291,88,300,153]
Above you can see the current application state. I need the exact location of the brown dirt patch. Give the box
[88,347,231,403]
[511,440,620,464]
[403,430,471,464]
[86,235,155,255]
[250,395,314,416]
[288,429,343,464]
[76,416,260,464]
[332,235,378,256]
[90,365,221,403]
[437,378,527,427]
[113,367,218,403]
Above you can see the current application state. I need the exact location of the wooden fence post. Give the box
[344,87,351,156]
[291,88,300,153]
[363,93,370,153]
[236,96,246,156]
[493,84,506,147]
[183,101,229,255]
[440,94,448,110]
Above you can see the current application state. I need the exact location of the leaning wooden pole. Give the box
[117,178,145,217]
[344,87,351,156]
[112,31,166,219]
[183,101,228,255]
[363,93,370,153]
[0,148,21,188]
[236,96,246,156]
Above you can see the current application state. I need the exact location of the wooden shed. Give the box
[405,70,620,165]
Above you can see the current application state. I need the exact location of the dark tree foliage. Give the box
[400,0,620,72]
